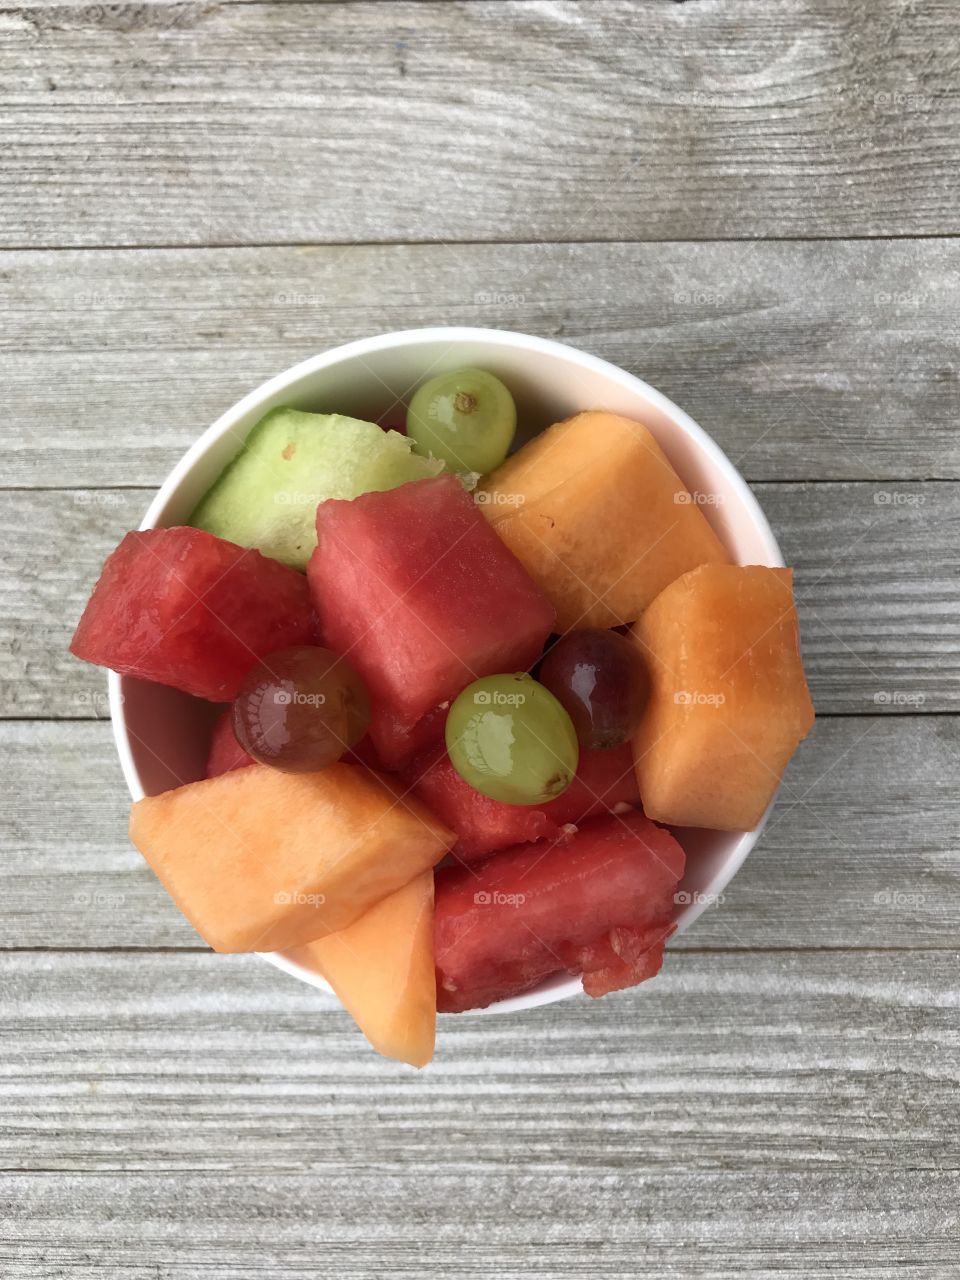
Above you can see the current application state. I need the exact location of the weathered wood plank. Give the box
[771,481,960,714]
[4,482,956,719]
[0,950,957,1277]
[4,2,956,1270]
[1,488,140,722]
[4,1178,956,1280]
[3,238,959,486]
[5,946,953,1174]
[2,0,960,248]
[2,716,957,950]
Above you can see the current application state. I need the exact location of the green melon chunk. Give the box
[189,408,445,570]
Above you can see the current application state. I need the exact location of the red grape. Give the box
[539,629,648,750]
[233,646,370,772]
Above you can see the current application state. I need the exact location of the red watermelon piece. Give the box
[407,745,556,861]
[206,708,254,778]
[71,527,317,703]
[404,741,640,863]
[542,742,640,825]
[342,733,387,773]
[307,475,555,723]
[434,811,684,1012]
[367,699,448,772]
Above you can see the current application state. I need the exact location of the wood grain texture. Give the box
[3,2,959,1270]
[4,481,956,719]
[3,238,960,487]
[3,716,957,951]
[0,949,958,1277]
[2,1,960,248]
[5,1178,956,1280]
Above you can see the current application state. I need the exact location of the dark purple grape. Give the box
[232,646,370,773]
[538,629,648,750]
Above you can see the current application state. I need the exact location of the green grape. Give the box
[406,367,517,475]
[445,673,579,805]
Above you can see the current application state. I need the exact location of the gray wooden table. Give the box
[2,2,958,1276]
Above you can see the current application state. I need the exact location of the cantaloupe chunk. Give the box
[288,871,436,1068]
[478,411,730,631]
[632,564,815,831]
[129,763,454,953]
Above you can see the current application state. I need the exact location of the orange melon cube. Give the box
[632,564,815,831]
[478,411,730,631]
[288,870,436,1068]
[129,763,454,952]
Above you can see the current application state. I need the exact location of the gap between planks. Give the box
[7,232,960,253]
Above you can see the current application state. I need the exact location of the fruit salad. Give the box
[71,366,815,1068]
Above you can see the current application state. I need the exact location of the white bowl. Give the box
[109,327,782,1015]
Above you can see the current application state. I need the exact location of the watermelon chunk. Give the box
[343,732,387,773]
[407,745,556,860]
[206,708,254,778]
[367,699,449,772]
[71,527,316,702]
[434,811,684,1012]
[542,742,641,825]
[404,741,640,863]
[307,475,555,723]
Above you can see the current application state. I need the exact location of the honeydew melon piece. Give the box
[190,408,444,570]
